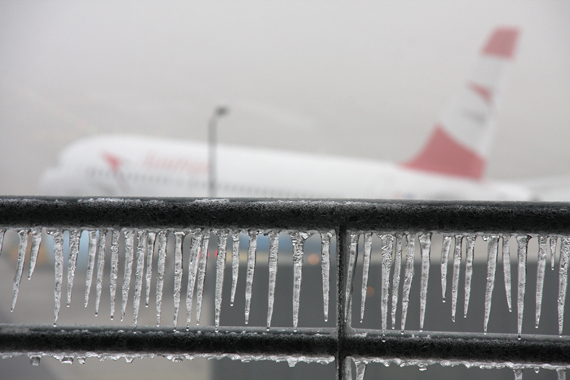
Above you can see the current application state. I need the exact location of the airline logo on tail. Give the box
[403,27,519,180]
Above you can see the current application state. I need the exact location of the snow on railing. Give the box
[1,197,570,380]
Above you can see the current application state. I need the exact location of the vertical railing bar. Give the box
[337,225,348,380]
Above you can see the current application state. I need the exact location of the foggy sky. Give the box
[0,0,569,195]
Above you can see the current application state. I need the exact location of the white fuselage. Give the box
[38,135,534,201]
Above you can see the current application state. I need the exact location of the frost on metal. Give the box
[2,198,570,379]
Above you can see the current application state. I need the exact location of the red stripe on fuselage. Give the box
[469,83,493,105]
[402,126,485,180]
[482,27,519,59]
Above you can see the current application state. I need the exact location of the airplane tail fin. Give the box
[403,27,519,180]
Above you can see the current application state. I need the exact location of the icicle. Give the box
[0,228,5,257]
[291,231,310,330]
[380,234,395,335]
[360,232,373,323]
[401,233,416,333]
[195,230,211,325]
[121,229,135,322]
[84,230,98,307]
[172,230,186,326]
[355,359,367,380]
[551,236,558,270]
[418,233,432,331]
[186,229,203,328]
[230,231,240,306]
[27,228,42,280]
[451,235,463,322]
[66,229,81,307]
[483,235,499,334]
[47,229,64,325]
[557,368,566,380]
[391,234,403,329]
[266,231,279,330]
[502,234,513,313]
[463,235,476,318]
[12,229,29,312]
[155,231,167,326]
[345,232,360,323]
[321,231,333,322]
[513,368,523,380]
[214,229,229,331]
[558,237,570,335]
[94,230,108,316]
[244,230,258,324]
[535,236,547,328]
[109,230,120,320]
[132,230,147,326]
[440,235,452,303]
[145,231,157,307]
[516,235,529,339]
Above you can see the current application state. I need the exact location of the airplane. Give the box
[38,27,536,202]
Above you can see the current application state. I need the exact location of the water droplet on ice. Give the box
[29,355,40,366]
[61,356,74,364]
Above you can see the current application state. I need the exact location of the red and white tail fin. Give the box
[403,27,519,180]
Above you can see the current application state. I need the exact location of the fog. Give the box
[0,0,569,195]
[1,2,570,379]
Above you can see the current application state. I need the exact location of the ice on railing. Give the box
[483,235,499,333]
[400,233,416,333]
[463,235,476,318]
[502,234,513,313]
[4,227,570,340]
[451,234,463,323]
[349,357,569,380]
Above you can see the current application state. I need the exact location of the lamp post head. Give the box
[215,105,229,117]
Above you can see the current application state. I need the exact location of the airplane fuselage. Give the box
[39,135,534,201]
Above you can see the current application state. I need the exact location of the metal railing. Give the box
[1,197,570,379]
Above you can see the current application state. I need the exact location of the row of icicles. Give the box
[2,228,569,336]
[348,232,569,337]
[1,227,332,330]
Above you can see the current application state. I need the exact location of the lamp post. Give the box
[208,105,229,197]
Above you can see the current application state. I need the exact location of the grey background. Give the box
[0,0,569,195]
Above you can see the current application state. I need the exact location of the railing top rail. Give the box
[1,196,570,234]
